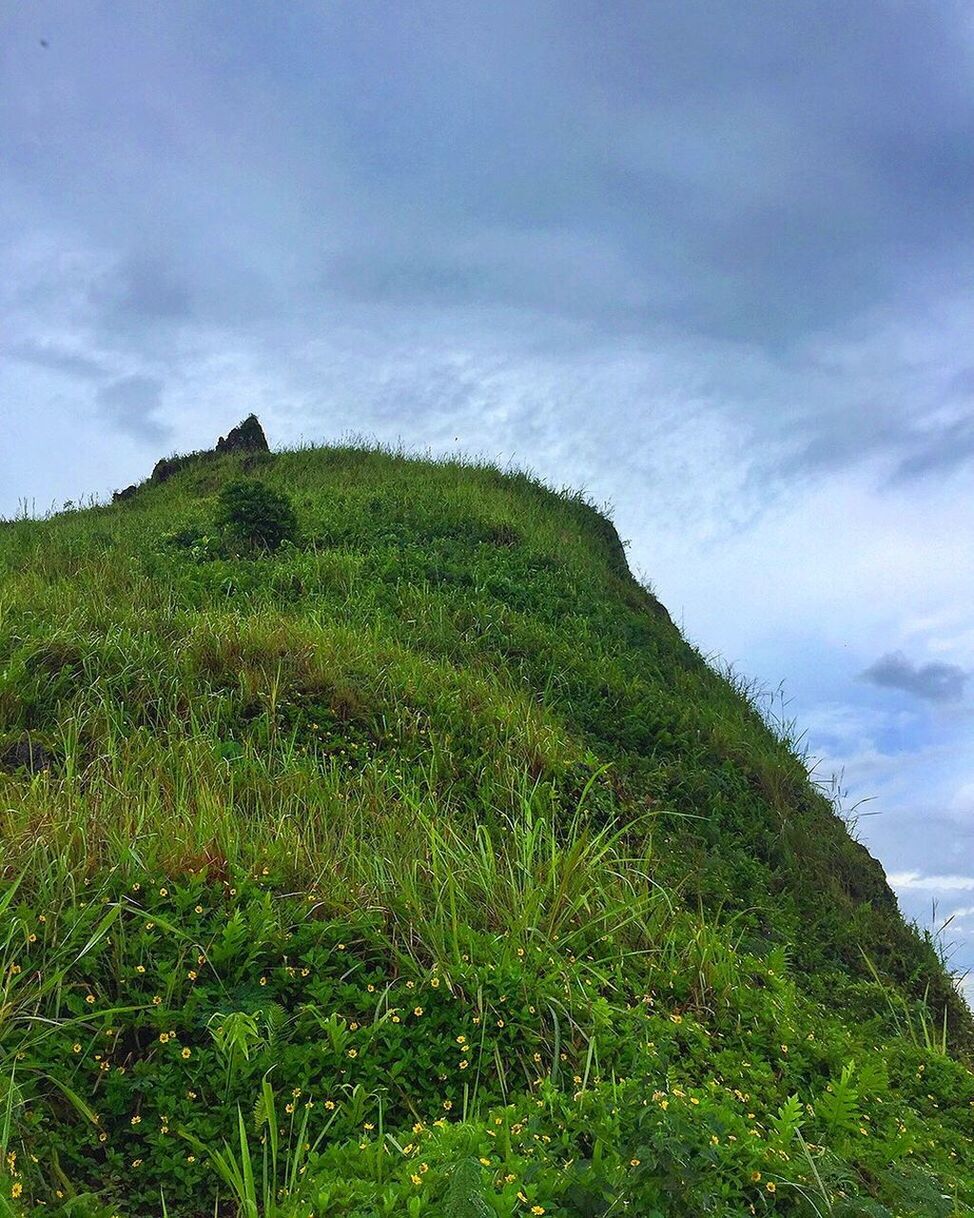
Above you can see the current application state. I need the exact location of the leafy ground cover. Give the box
[0,443,971,1215]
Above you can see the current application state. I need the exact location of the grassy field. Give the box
[1,443,972,1216]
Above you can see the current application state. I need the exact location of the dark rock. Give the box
[647,594,673,626]
[0,735,56,774]
[150,453,197,485]
[110,416,271,503]
[215,414,269,456]
[841,837,899,914]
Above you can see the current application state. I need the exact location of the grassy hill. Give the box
[1,434,972,1217]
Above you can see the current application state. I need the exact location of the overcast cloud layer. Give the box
[2,2,972,990]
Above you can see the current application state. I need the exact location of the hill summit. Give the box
[1,421,972,1217]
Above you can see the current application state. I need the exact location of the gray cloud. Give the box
[90,256,193,330]
[2,0,974,485]
[860,652,968,704]
[7,340,107,381]
[892,414,974,482]
[96,376,171,444]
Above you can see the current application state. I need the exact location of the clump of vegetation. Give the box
[216,478,298,551]
[0,442,971,1216]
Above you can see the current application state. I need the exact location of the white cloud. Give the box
[889,872,974,892]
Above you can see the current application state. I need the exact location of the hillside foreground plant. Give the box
[0,440,971,1216]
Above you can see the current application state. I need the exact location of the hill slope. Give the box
[1,432,972,1217]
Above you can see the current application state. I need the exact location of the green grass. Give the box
[0,442,972,1216]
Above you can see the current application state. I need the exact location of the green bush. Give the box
[216,479,298,551]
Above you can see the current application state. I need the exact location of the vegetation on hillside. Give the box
[0,441,971,1216]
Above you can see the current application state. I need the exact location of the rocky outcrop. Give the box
[113,415,270,502]
[0,734,56,774]
[215,414,269,455]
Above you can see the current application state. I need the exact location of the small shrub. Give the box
[216,479,298,552]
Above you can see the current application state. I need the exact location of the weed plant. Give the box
[0,444,971,1216]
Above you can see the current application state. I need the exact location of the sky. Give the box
[1,2,972,990]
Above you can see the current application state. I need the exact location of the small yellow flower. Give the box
[85,994,96,1004]
[347,1048,357,1058]
[531,1208,545,1215]
[259,977,268,986]
[324,1100,335,1110]
[131,1115,141,1125]
[159,1032,170,1043]
[136,964,146,974]
[152,995,162,1005]
[414,1007,423,1016]
[751,1171,761,1182]
[194,906,203,914]
[188,970,197,980]
[766,1181,776,1193]
[410,1174,422,1186]
[630,1158,640,1166]
[72,1043,82,1053]
[159,888,168,896]
[11,1182,23,1199]
[181,1047,191,1059]
[479,1157,491,1166]
[431,977,440,988]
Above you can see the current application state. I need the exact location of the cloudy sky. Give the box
[2,2,972,988]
